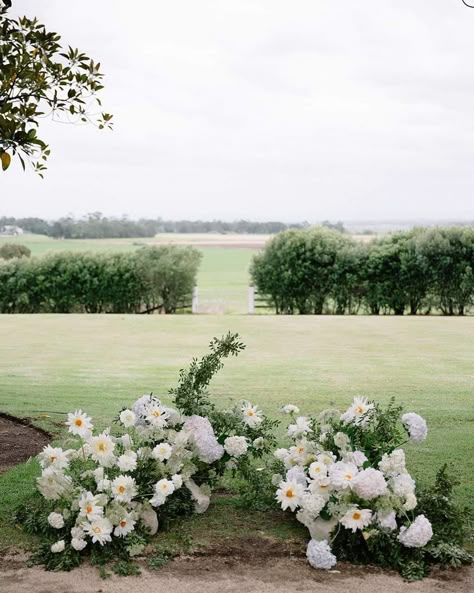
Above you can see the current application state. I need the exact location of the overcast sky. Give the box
[2,0,474,221]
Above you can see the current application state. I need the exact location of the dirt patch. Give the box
[0,551,472,593]
[0,413,49,473]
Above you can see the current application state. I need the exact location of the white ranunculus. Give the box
[224,436,248,458]
[152,442,173,462]
[379,449,406,477]
[377,510,397,531]
[71,538,87,551]
[50,540,65,553]
[117,450,137,472]
[47,512,65,529]
[119,409,136,428]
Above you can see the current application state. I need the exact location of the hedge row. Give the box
[250,227,474,315]
[0,246,201,313]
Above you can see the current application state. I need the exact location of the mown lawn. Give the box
[0,315,473,549]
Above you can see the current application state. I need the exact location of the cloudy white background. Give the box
[3,0,474,221]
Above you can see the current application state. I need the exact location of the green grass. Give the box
[0,315,473,550]
[0,234,257,314]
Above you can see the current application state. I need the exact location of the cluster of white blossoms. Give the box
[274,397,432,571]
[36,396,267,558]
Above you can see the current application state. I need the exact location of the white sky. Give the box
[2,0,474,221]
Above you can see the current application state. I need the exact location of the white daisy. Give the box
[241,402,263,427]
[84,518,113,545]
[111,475,137,503]
[89,432,115,464]
[145,404,170,428]
[38,446,70,471]
[340,507,373,532]
[78,491,104,521]
[275,480,304,511]
[66,410,93,437]
[329,461,358,490]
[114,512,136,537]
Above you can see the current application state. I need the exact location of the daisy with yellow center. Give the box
[241,402,263,428]
[111,475,137,503]
[340,507,373,532]
[66,410,93,437]
[276,479,304,511]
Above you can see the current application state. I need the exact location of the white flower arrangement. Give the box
[273,397,434,572]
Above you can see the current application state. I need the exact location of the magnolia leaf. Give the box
[1,151,11,171]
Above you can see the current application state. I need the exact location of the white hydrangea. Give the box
[306,539,337,570]
[300,492,326,517]
[183,415,224,463]
[50,540,65,553]
[47,512,65,529]
[401,413,428,443]
[378,449,406,477]
[224,436,248,457]
[377,510,397,531]
[286,466,308,487]
[351,468,388,500]
[344,450,368,468]
[398,515,433,548]
[392,473,416,497]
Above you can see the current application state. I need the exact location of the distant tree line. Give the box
[0,246,201,314]
[250,227,474,315]
[0,214,313,239]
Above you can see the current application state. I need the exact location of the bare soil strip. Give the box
[0,413,49,473]
[0,552,472,593]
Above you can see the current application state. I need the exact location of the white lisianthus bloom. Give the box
[224,436,248,457]
[183,415,224,464]
[281,404,300,415]
[71,538,87,551]
[334,432,350,450]
[66,410,93,437]
[308,462,328,480]
[401,413,428,443]
[38,446,70,471]
[317,451,336,466]
[152,442,173,462]
[78,492,104,521]
[345,450,368,468]
[309,476,332,499]
[84,518,113,545]
[398,515,433,548]
[47,512,65,529]
[119,409,136,428]
[377,510,398,531]
[145,404,170,428]
[306,539,337,570]
[241,402,263,427]
[117,450,138,472]
[329,462,358,490]
[111,475,138,503]
[37,468,72,500]
[275,480,304,511]
[341,397,374,426]
[71,526,85,539]
[378,449,406,477]
[114,512,136,537]
[89,432,115,464]
[50,540,65,553]
[274,448,290,462]
[171,474,183,489]
[351,468,388,500]
[287,416,312,438]
[121,434,134,449]
[340,507,373,532]
[286,466,308,487]
[252,436,264,450]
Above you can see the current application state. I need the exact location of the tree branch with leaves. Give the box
[0,3,112,176]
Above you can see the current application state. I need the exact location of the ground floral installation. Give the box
[272,398,472,580]
[16,333,277,572]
